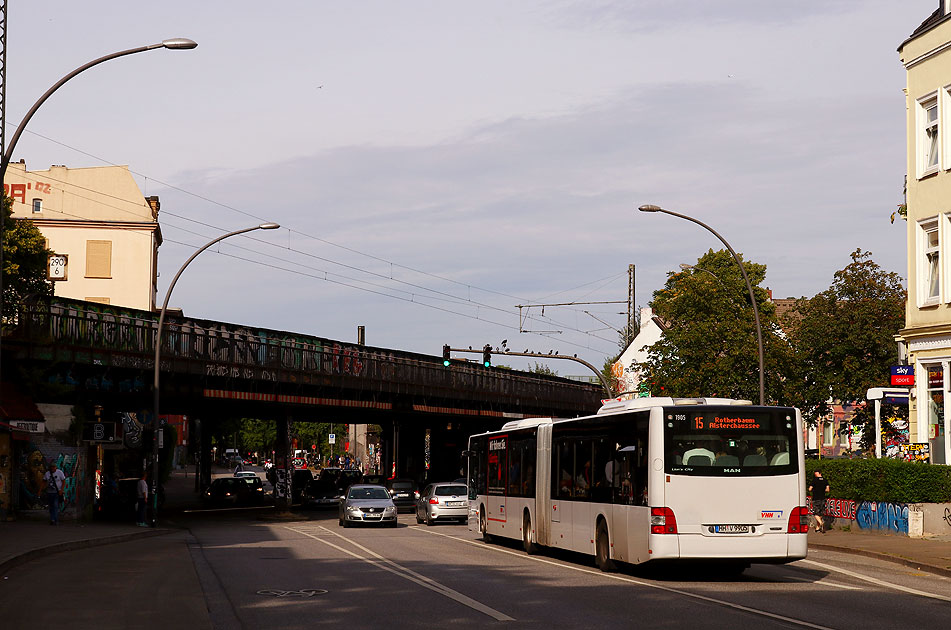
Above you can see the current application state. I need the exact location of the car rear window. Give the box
[435,485,466,497]
[391,481,414,490]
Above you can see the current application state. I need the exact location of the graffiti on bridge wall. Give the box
[16,441,84,511]
[855,501,909,534]
[808,497,909,534]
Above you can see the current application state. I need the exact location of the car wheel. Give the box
[595,520,616,572]
[342,517,351,528]
[388,520,398,528]
[338,515,344,526]
[416,508,423,524]
[480,506,492,543]
[426,511,434,526]
[523,512,538,554]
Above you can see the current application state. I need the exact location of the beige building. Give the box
[898,1,951,464]
[4,162,161,311]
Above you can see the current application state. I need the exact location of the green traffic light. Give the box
[484,361,491,368]
[444,359,451,367]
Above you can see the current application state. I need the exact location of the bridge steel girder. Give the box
[7,297,604,421]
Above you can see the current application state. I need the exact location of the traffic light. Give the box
[482,344,492,368]
[443,344,451,367]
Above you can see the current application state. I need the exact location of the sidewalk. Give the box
[807,527,951,577]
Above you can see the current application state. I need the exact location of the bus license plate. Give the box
[714,525,749,534]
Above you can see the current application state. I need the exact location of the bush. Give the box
[805,458,951,503]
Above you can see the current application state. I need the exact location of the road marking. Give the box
[413,527,834,630]
[285,526,514,622]
[800,559,951,602]
[783,575,861,590]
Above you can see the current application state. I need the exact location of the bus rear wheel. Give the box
[480,506,493,543]
[596,521,616,572]
[523,512,538,554]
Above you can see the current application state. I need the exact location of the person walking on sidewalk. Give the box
[136,472,149,527]
[42,462,66,525]
[808,470,830,533]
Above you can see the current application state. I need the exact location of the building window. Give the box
[822,421,833,446]
[32,198,42,213]
[920,94,940,177]
[918,219,940,305]
[85,240,112,278]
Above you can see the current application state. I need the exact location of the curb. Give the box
[0,528,173,576]
[809,542,951,578]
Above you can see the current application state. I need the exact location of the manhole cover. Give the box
[257,589,328,598]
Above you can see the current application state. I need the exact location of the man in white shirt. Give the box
[136,472,149,527]
[42,463,66,525]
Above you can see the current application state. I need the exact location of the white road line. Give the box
[412,527,835,630]
[800,559,951,602]
[284,526,514,622]
[783,576,861,590]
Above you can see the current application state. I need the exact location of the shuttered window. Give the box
[85,240,112,278]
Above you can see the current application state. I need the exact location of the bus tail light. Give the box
[650,507,678,534]
[787,506,809,533]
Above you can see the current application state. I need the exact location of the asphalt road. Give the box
[182,508,951,630]
[4,505,950,630]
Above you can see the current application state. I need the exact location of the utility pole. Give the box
[627,264,635,347]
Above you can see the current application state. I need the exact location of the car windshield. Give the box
[349,487,390,500]
[435,485,466,497]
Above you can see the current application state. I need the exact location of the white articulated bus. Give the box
[466,397,808,572]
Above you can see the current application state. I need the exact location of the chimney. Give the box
[146,195,160,220]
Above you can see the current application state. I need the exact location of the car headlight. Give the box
[348,506,361,513]
[384,506,396,514]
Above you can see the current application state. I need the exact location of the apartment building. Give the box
[897,1,951,464]
[4,162,161,311]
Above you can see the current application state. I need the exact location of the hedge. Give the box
[805,458,951,504]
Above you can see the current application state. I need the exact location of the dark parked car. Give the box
[292,469,314,504]
[202,477,266,507]
[386,478,419,513]
[302,468,362,507]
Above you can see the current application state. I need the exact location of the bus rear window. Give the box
[663,407,798,476]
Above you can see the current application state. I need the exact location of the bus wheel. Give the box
[596,521,616,572]
[523,512,538,555]
[480,506,493,543]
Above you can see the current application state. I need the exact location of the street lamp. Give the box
[0,38,197,389]
[638,204,765,405]
[151,222,279,526]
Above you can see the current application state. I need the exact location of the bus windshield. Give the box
[663,406,798,476]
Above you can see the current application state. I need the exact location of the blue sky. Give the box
[7,1,937,373]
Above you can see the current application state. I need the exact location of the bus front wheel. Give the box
[596,521,616,572]
[480,506,493,543]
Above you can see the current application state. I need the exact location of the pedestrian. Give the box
[136,472,149,527]
[233,459,244,475]
[42,462,66,525]
[808,469,830,533]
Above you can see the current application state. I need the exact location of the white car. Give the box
[234,471,258,479]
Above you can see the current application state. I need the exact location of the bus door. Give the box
[535,423,552,546]
[486,436,508,529]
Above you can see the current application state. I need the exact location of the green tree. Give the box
[785,249,905,428]
[639,249,791,403]
[1,194,52,322]
[529,362,558,376]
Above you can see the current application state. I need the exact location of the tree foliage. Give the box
[785,249,905,424]
[1,194,52,322]
[639,249,791,403]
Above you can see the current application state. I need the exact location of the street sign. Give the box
[328,433,336,444]
[82,421,116,442]
[890,365,914,387]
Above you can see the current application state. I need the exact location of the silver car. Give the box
[338,484,398,527]
[415,482,468,525]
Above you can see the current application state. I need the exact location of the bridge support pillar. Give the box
[197,419,212,490]
[274,415,291,512]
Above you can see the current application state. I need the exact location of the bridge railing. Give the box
[13,297,602,409]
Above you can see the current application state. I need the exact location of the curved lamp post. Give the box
[639,204,765,405]
[0,38,197,388]
[151,222,279,526]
